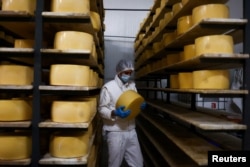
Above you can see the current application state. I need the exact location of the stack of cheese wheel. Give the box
[50,131,89,158]
[116,90,144,120]
[2,0,36,15]
[90,11,101,32]
[51,100,93,123]
[50,64,91,86]
[0,65,33,85]
[192,4,229,25]
[194,35,234,57]
[0,99,32,121]
[54,31,94,52]
[181,44,196,61]
[51,0,90,14]
[193,70,230,89]
[178,72,193,89]
[170,74,179,88]
[177,15,192,36]
[0,131,32,160]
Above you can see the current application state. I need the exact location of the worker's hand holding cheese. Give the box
[114,106,131,118]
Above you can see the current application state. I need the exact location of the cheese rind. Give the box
[177,15,192,35]
[2,0,36,15]
[50,132,89,158]
[90,11,101,32]
[195,35,233,56]
[178,72,193,89]
[50,64,90,86]
[170,74,179,89]
[0,65,33,85]
[54,31,94,51]
[193,70,230,89]
[0,99,32,121]
[181,44,196,61]
[192,4,229,25]
[14,39,34,48]
[51,101,92,123]
[116,90,144,120]
[51,0,90,14]
[0,132,32,160]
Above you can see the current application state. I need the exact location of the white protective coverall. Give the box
[98,74,143,167]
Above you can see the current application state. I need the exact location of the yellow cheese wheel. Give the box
[170,74,179,89]
[192,4,229,25]
[50,131,89,158]
[195,35,234,56]
[90,11,101,32]
[0,65,33,85]
[193,70,230,89]
[164,11,173,25]
[51,0,90,13]
[172,2,183,16]
[54,31,94,51]
[166,53,180,65]
[0,132,32,160]
[0,99,32,121]
[181,44,196,61]
[177,15,192,36]
[116,90,144,120]
[50,64,90,86]
[178,72,193,89]
[2,0,36,15]
[182,0,189,5]
[163,31,176,45]
[14,39,34,48]
[51,101,92,123]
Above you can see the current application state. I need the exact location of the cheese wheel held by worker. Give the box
[178,72,193,89]
[192,4,229,25]
[51,0,90,13]
[195,35,234,56]
[193,70,230,89]
[0,132,32,160]
[50,64,90,86]
[54,31,94,51]
[116,90,144,120]
[170,74,179,89]
[177,15,192,35]
[0,99,32,121]
[51,101,92,123]
[0,65,33,85]
[2,0,36,15]
[50,131,89,158]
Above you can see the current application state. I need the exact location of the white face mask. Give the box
[120,74,131,83]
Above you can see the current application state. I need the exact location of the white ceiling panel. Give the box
[104,0,154,9]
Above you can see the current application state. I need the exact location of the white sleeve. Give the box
[98,87,116,120]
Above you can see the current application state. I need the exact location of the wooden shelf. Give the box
[39,114,96,129]
[139,111,220,166]
[137,119,199,167]
[138,87,248,97]
[0,121,31,128]
[147,100,247,131]
[0,158,31,166]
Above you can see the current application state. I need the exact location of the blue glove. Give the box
[114,106,131,118]
[140,102,146,110]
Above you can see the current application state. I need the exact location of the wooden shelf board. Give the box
[137,120,199,167]
[147,100,247,131]
[0,121,31,128]
[0,158,31,166]
[139,112,221,166]
[0,85,33,90]
[39,85,98,91]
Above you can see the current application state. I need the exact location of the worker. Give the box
[98,58,146,167]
